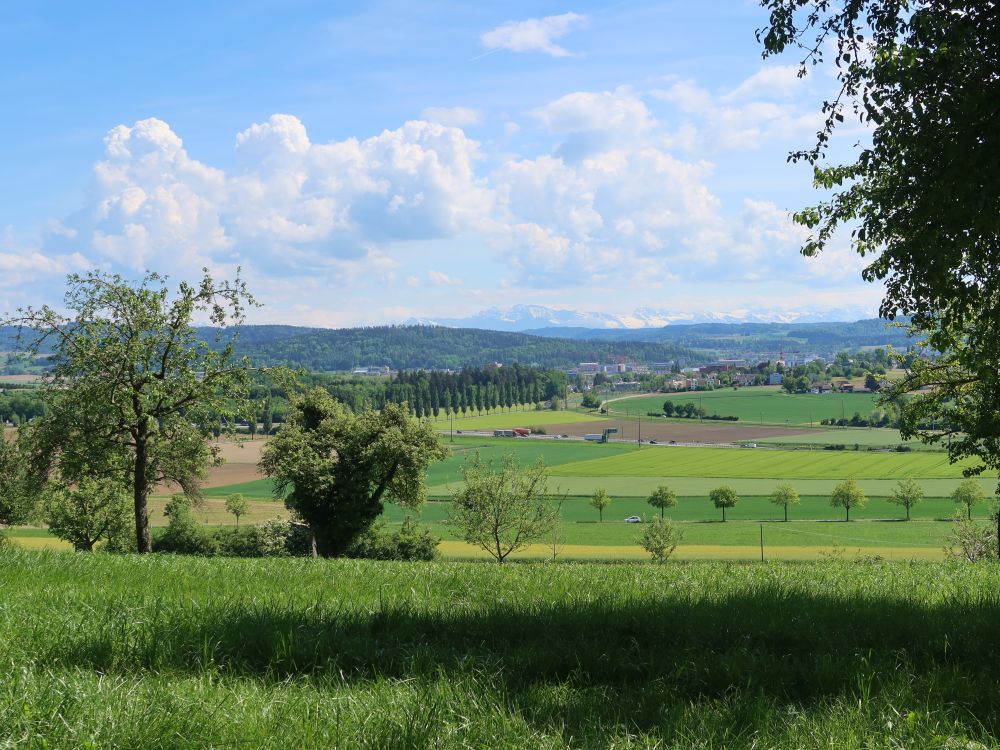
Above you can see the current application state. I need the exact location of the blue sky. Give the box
[0,1,881,327]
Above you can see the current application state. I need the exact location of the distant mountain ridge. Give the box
[406,303,876,332]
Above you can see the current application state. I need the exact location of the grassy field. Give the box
[429,409,607,430]
[548,443,982,479]
[755,427,914,447]
[392,494,991,526]
[612,386,880,425]
[2,549,999,747]
[9,492,989,559]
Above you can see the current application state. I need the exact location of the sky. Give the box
[0,1,884,328]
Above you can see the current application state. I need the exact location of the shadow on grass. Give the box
[43,583,1000,733]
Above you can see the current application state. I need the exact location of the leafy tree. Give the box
[864,373,880,393]
[646,485,677,519]
[42,477,131,552]
[952,479,987,521]
[769,482,800,522]
[709,485,739,522]
[259,388,446,557]
[155,495,215,555]
[887,478,924,521]
[831,479,867,522]
[449,453,560,563]
[225,493,250,528]
[0,436,35,529]
[262,399,274,436]
[590,488,611,522]
[759,1,1000,485]
[662,401,675,417]
[3,270,256,552]
[639,518,683,563]
[580,392,601,409]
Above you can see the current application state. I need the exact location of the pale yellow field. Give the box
[7,536,949,561]
[147,497,287,526]
[437,541,949,561]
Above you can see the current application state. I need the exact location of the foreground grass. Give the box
[1,549,999,747]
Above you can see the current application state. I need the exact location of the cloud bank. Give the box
[11,64,876,323]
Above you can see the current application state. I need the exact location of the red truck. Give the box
[511,428,531,437]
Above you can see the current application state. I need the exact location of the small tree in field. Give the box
[831,479,867,522]
[647,485,677,519]
[709,485,738,522]
[952,479,986,521]
[225,493,250,528]
[590,488,611,522]
[769,483,800,522]
[888,478,924,521]
[449,453,560,563]
[640,518,683,563]
[42,477,131,552]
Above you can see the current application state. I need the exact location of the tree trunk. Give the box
[660,506,664,519]
[784,505,788,522]
[906,505,910,521]
[846,506,850,522]
[133,435,152,553]
[722,506,726,522]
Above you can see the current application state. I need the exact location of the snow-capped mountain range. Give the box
[406,304,877,332]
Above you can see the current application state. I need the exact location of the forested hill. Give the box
[528,318,914,354]
[222,325,701,370]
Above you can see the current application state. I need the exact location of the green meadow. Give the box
[3,549,1000,747]
[612,386,880,425]
[547,443,980,479]
[755,428,914,447]
[429,409,606,430]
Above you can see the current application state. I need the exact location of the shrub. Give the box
[154,496,216,556]
[530,426,546,435]
[253,517,313,557]
[214,527,267,558]
[639,518,683,563]
[946,511,998,562]
[347,518,439,561]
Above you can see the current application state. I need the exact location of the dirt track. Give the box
[541,419,814,444]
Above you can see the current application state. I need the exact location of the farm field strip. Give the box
[442,475,997,498]
[547,444,981,479]
[754,428,913,446]
[611,386,880,425]
[437,541,947,561]
[400,496,991,524]
[429,409,608,430]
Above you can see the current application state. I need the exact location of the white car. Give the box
[625,516,642,523]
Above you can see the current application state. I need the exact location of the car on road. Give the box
[625,516,642,523]
[649,439,658,444]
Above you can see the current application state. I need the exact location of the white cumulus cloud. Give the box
[533,88,654,135]
[481,12,587,58]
